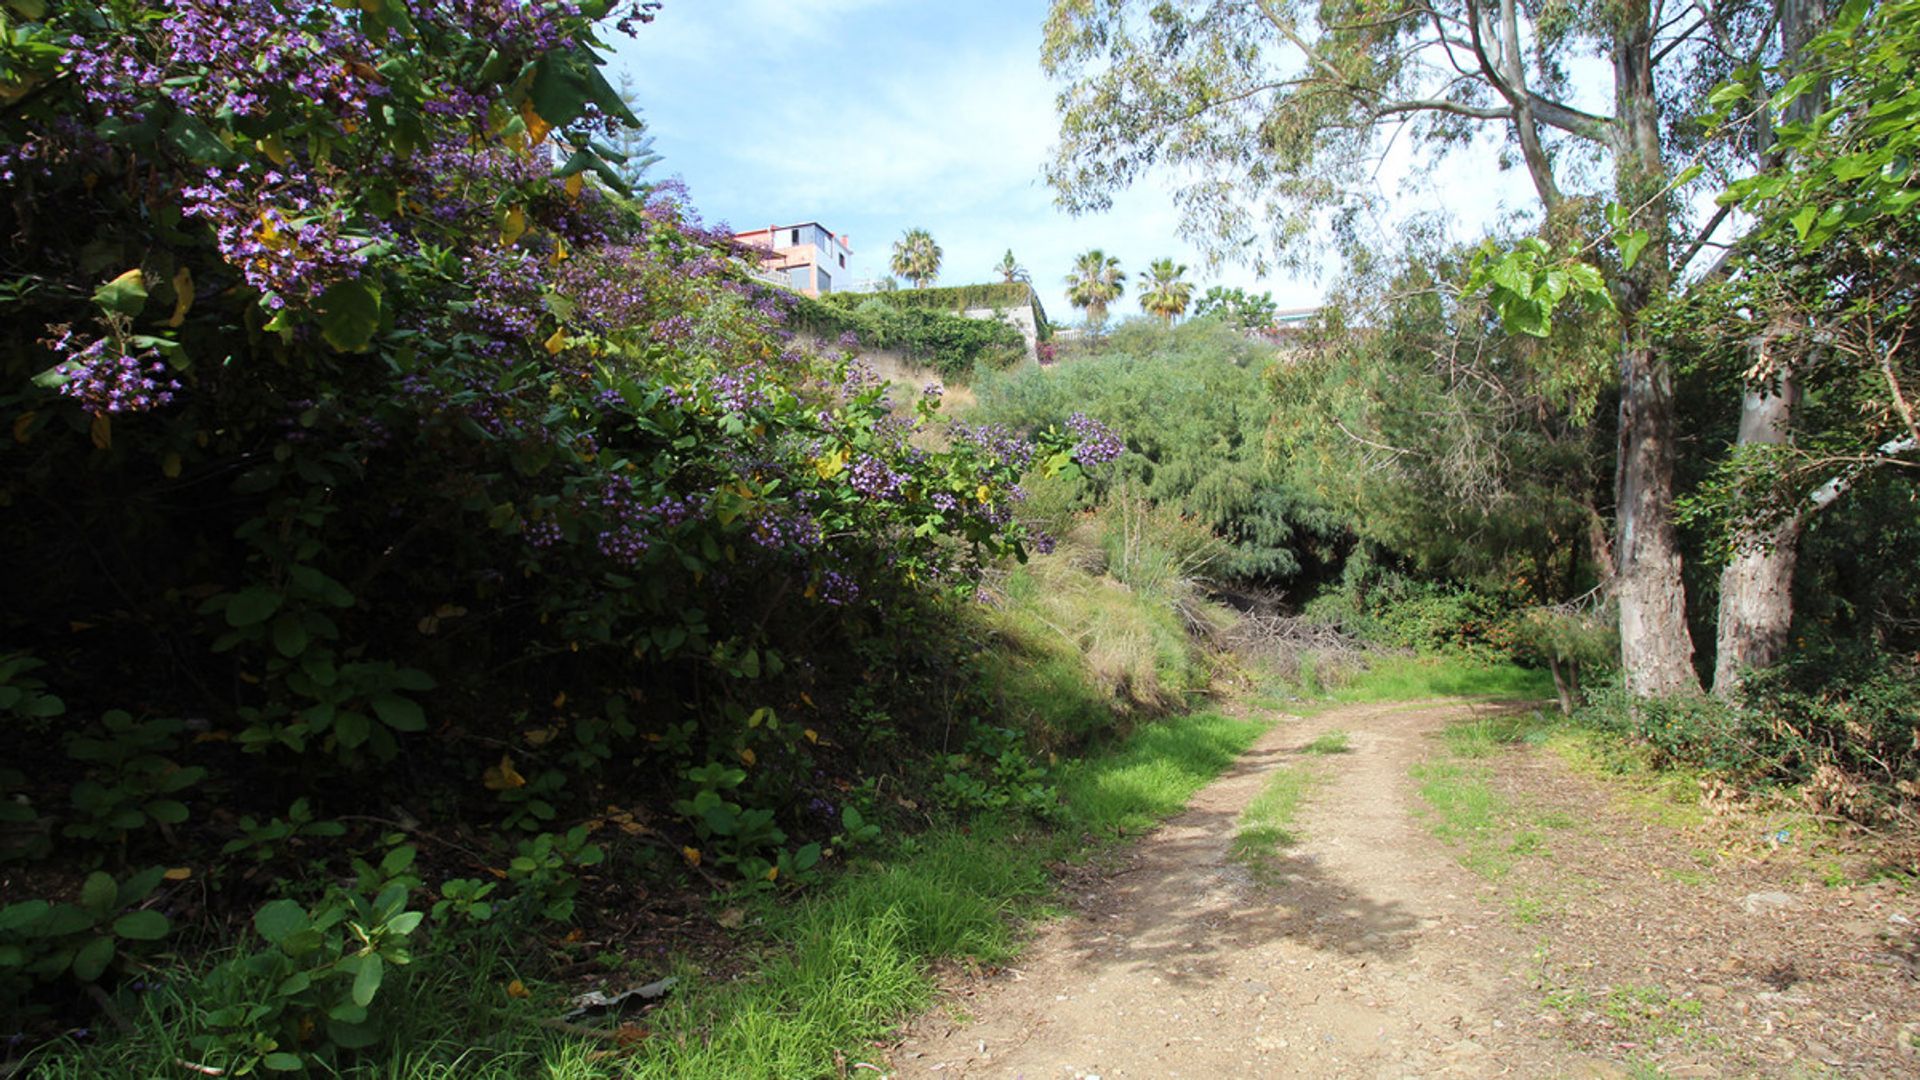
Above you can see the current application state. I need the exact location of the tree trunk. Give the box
[1611,3,1702,698]
[1548,656,1576,716]
[1615,338,1700,696]
[1709,0,1829,700]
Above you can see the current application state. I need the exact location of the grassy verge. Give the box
[28,710,1265,1079]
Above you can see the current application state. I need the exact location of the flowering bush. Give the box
[0,0,1104,1047]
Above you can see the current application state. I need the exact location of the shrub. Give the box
[973,319,1343,582]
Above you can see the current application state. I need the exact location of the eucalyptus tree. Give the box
[1040,0,1787,697]
[995,249,1032,285]
[1680,0,1917,696]
[1066,249,1126,329]
[1139,258,1195,323]
[890,229,942,289]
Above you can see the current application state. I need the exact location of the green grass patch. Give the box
[1411,714,1569,881]
[1409,759,1522,879]
[1300,729,1351,755]
[1544,730,1708,829]
[1330,656,1555,704]
[1058,710,1267,837]
[1230,764,1319,884]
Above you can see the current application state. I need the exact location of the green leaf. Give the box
[335,710,371,748]
[272,613,309,658]
[316,277,382,353]
[390,667,436,692]
[1791,205,1819,241]
[0,901,50,932]
[111,910,169,941]
[70,935,115,982]
[227,587,284,628]
[79,872,117,916]
[371,694,426,732]
[253,899,308,945]
[94,269,148,318]
[386,911,424,936]
[147,799,190,825]
[262,1052,306,1072]
[164,114,233,164]
[352,953,384,1007]
[530,51,596,128]
[1617,229,1650,271]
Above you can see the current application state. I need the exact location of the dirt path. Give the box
[889,700,1577,1078]
[886,699,1920,1078]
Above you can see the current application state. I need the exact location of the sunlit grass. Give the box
[1230,764,1318,885]
[1332,655,1556,704]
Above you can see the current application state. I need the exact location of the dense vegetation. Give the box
[0,1,1121,1071]
[1,0,1915,1073]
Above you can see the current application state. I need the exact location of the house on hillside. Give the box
[732,223,853,297]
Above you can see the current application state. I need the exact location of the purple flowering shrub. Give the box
[1,3,1098,1044]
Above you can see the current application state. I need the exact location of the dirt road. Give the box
[888,700,1920,1078]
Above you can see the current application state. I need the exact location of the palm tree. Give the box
[890,228,942,289]
[1138,258,1193,324]
[994,249,1030,285]
[1065,249,1126,330]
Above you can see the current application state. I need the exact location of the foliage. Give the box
[0,868,171,1009]
[889,228,943,288]
[187,884,427,1074]
[1191,285,1278,331]
[1269,236,1615,595]
[1137,257,1194,323]
[994,249,1031,285]
[1064,249,1125,329]
[1302,558,1528,660]
[0,0,1112,1050]
[821,280,1050,335]
[791,295,1027,381]
[977,319,1344,581]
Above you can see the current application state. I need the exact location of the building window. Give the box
[816,268,832,293]
[790,266,810,291]
[838,253,846,269]
[789,228,801,246]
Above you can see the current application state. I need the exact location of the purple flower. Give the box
[1066,412,1124,465]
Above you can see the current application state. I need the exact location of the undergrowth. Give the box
[26,710,1265,1078]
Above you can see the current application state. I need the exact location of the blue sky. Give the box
[607,1,1541,325]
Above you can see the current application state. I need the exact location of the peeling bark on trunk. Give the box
[1611,4,1701,698]
[1709,0,1828,700]
[1615,338,1700,697]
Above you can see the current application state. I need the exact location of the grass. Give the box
[1230,764,1319,884]
[1301,729,1351,755]
[1329,655,1555,704]
[27,710,1266,1079]
[1410,712,1576,882]
[1544,729,1709,829]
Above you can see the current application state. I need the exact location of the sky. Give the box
[608,1,1543,326]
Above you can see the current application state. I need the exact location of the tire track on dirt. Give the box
[888,700,1586,1079]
